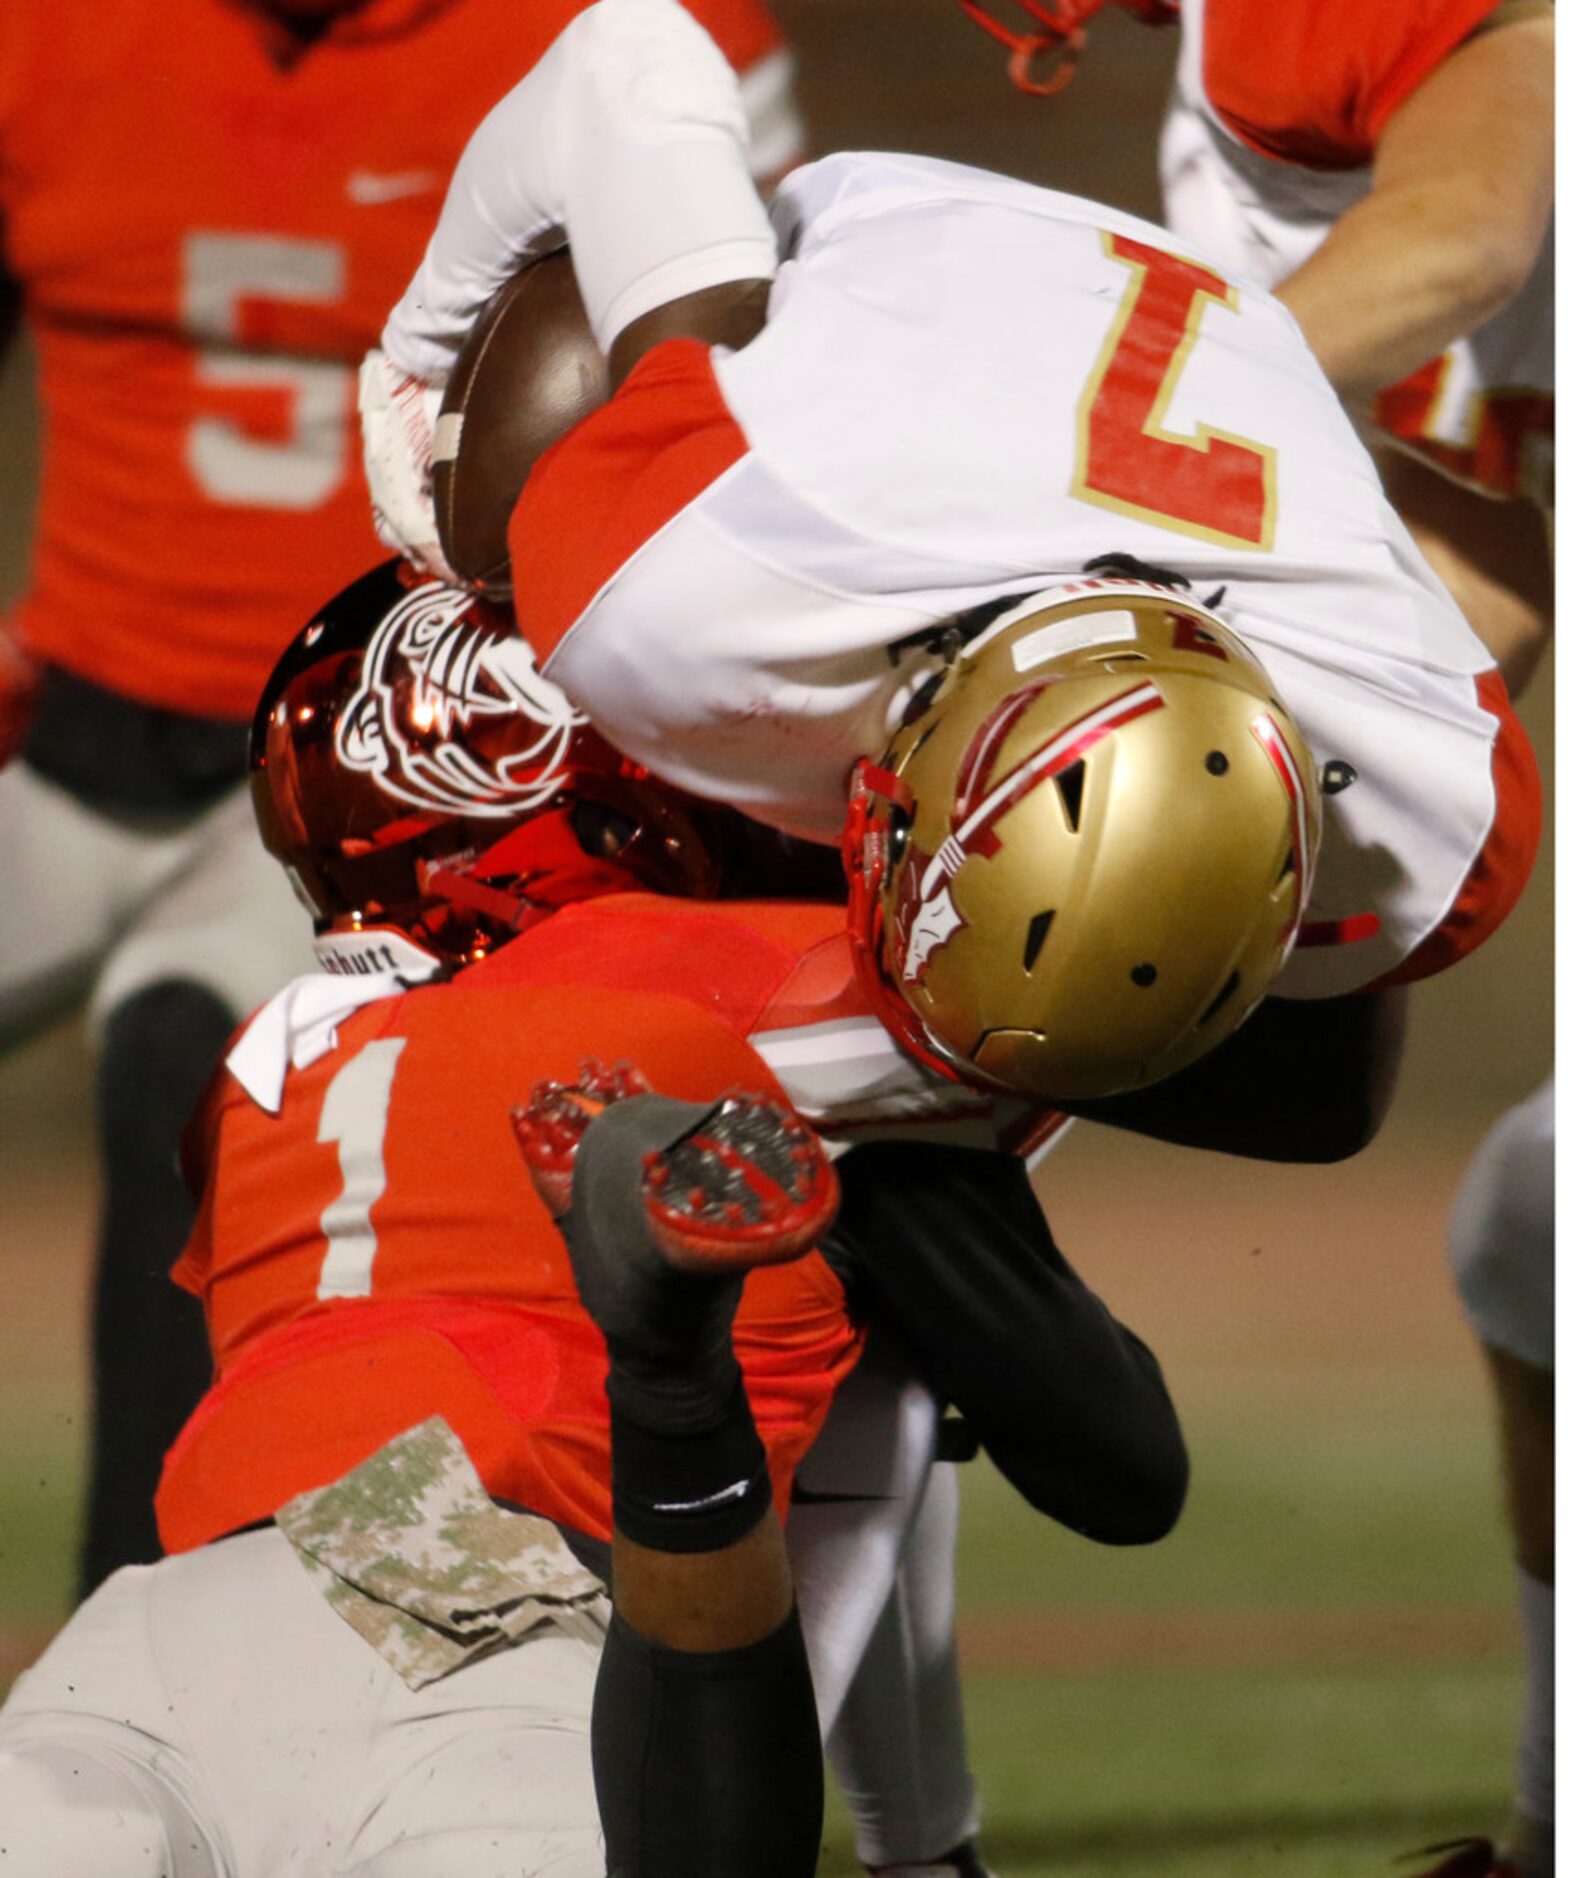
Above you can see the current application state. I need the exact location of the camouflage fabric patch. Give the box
[276,1416,609,1689]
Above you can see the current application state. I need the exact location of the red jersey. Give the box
[159,895,874,1554]
[0,0,791,717]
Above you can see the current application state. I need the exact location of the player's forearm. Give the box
[831,1144,1190,1545]
[1276,13,1553,406]
[382,0,775,383]
[1277,187,1544,406]
[1077,988,1408,1163]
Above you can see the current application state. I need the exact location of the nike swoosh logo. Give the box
[346,169,439,205]
[650,1477,752,1516]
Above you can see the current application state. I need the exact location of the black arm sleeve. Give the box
[827,1141,1188,1545]
[1072,988,1409,1163]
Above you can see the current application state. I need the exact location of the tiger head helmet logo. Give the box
[335,580,584,817]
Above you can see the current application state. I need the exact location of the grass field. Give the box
[2,1018,1529,1875]
[0,1379,1523,1875]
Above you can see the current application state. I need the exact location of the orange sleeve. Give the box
[169,1181,215,1302]
[1202,0,1505,168]
[510,338,749,668]
[169,1045,243,1296]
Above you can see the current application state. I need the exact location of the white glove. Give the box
[358,350,457,584]
[380,0,775,381]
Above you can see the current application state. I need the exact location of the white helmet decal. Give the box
[335,582,585,817]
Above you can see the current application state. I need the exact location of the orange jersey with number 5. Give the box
[0,0,793,717]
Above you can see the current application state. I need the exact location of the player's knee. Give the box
[0,1740,218,1878]
[98,978,236,1158]
[1447,1094,1554,1371]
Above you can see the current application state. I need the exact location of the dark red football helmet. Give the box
[250,560,720,973]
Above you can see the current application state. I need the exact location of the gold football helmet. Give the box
[844,582,1321,1103]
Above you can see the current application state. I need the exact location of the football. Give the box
[432,246,607,601]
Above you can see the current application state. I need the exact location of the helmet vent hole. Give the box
[1055,760,1086,832]
[1023,910,1055,973]
[1199,970,1242,1024]
[887,804,914,866]
[1277,848,1296,882]
[1205,750,1229,776]
[1130,962,1158,988]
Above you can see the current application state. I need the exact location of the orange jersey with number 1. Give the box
[159,896,869,1555]
[0,0,792,717]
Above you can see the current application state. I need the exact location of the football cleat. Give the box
[1398,1839,1522,1878]
[511,1060,839,1275]
[511,1059,653,1218]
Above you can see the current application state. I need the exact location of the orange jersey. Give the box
[0,0,790,718]
[1190,0,1499,168]
[158,895,870,1554]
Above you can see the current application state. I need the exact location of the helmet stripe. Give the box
[1248,709,1315,910]
[924,681,1164,899]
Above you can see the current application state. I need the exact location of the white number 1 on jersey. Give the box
[316,1039,406,1299]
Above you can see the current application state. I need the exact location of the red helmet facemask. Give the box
[842,757,970,1086]
[955,0,1178,97]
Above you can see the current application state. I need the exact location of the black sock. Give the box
[564,1094,747,1428]
[593,1606,823,1878]
[558,1094,777,1552]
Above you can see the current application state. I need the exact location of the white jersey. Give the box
[1159,0,1553,505]
[382,3,1535,1003]
[518,151,1528,998]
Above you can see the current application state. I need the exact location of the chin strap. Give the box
[841,762,972,1090]
[417,859,554,937]
[954,0,1177,97]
